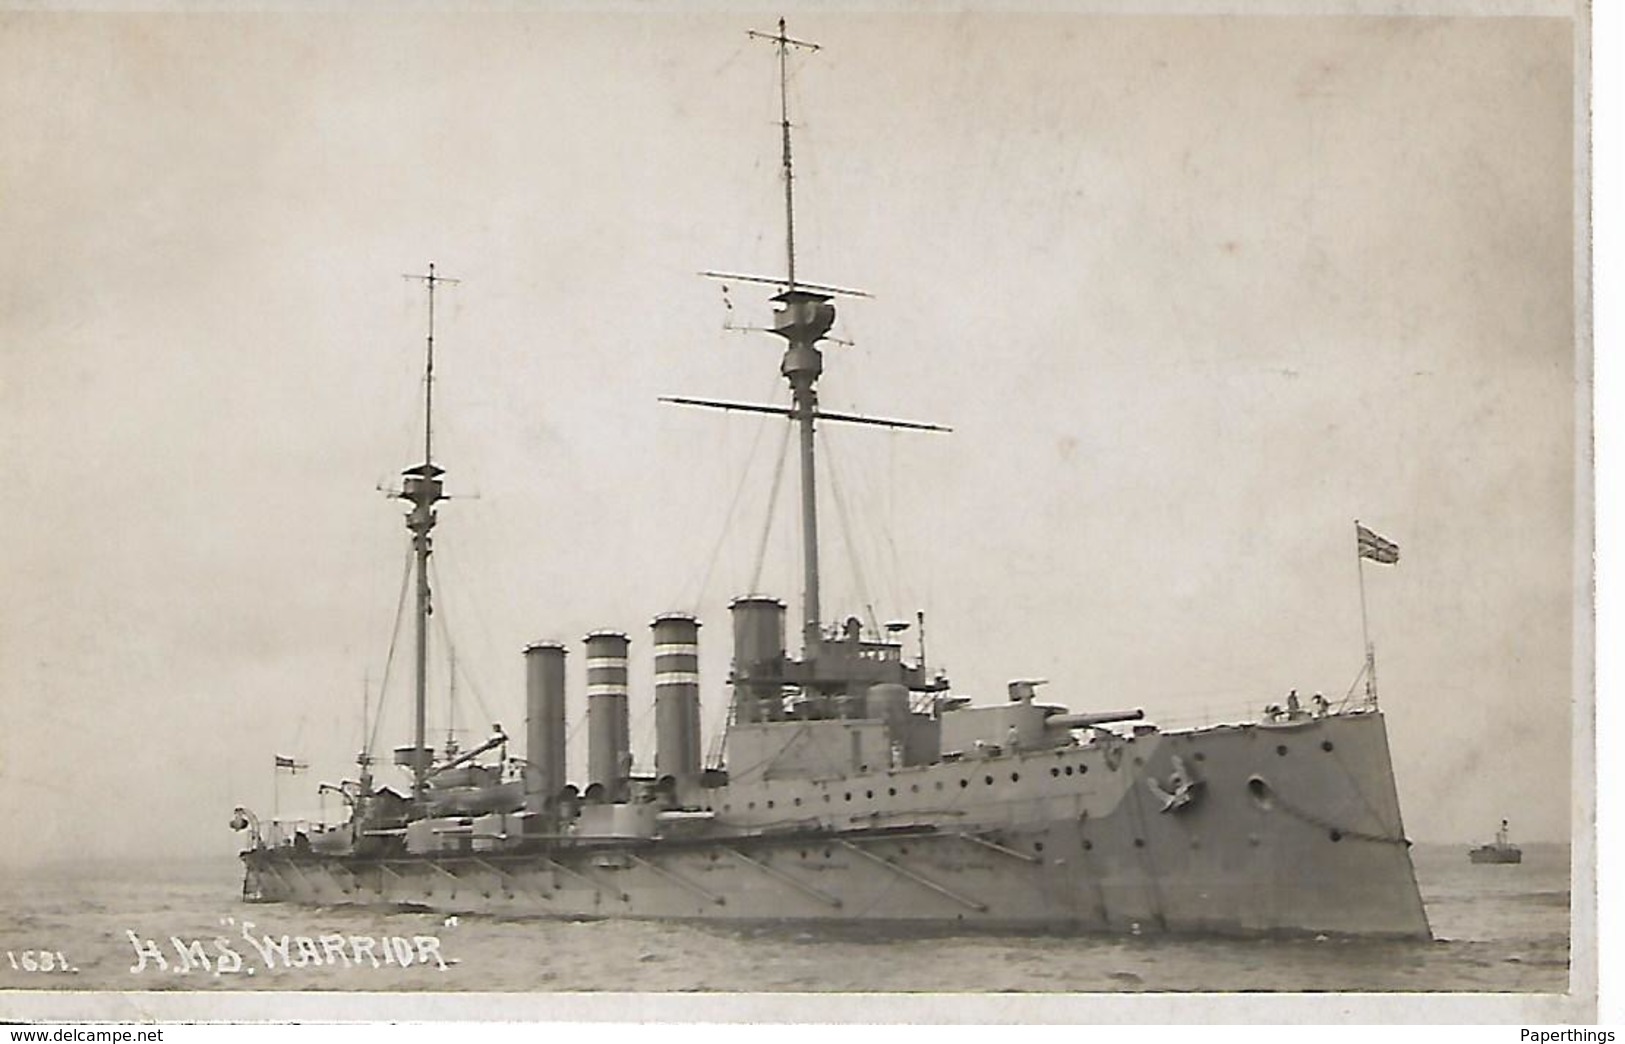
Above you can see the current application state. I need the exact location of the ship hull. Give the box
[1469,847,1522,865]
[241,710,1431,938]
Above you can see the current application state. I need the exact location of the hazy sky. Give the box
[0,6,1582,866]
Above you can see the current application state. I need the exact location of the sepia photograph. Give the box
[0,0,1596,1026]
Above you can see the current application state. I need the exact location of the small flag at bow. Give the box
[1356,524,1400,565]
[274,755,307,773]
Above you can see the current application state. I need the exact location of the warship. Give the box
[232,21,1431,938]
[1469,819,1523,865]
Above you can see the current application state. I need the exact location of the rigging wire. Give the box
[749,417,795,594]
[367,542,419,760]
[1338,660,1368,713]
[684,379,785,609]
[879,429,907,613]
[288,716,308,765]
[821,424,879,634]
[436,490,528,728]
[428,556,498,737]
[562,708,591,784]
[704,416,793,766]
[633,710,659,776]
[708,33,754,86]
[704,698,736,770]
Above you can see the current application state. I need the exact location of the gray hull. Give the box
[243,710,1430,938]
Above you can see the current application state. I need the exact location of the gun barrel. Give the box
[428,730,508,778]
[1044,709,1145,730]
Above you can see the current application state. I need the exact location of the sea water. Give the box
[0,843,1570,995]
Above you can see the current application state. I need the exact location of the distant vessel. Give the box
[231,21,1431,938]
[1469,819,1523,865]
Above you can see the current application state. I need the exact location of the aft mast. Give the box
[399,262,459,805]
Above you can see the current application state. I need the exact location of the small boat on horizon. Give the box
[1469,819,1523,864]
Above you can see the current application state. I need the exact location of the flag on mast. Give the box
[1356,524,1400,565]
[274,755,307,773]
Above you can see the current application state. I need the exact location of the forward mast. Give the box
[397,262,459,805]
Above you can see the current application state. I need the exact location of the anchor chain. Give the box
[1270,789,1411,846]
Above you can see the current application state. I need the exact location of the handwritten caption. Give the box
[6,950,76,974]
[125,917,449,976]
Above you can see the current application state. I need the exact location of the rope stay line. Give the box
[428,555,498,740]
[368,542,420,760]
[822,425,878,636]
[749,418,795,595]
[686,380,784,610]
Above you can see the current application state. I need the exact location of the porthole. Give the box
[844,792,852,802]
[936,781,944,791]
[865,789,874,799]
[793,797,801,807]
[1082,839,1094,851]
[766,800,774,809]
[984,775,994,786]
[747,802,755,810]
[1276,745,1289,756]
[960,779,969,789]
[1321,741,1335,752]
[911,784,920,793]
[1034,841,1045,853]
[1133,838,1145,848]
[1078,764,1088,775]
[1193,752,1206,762]
[900,846,910,855]
[1051,767,1061,778]
[823,794,830,803]
[1011,772,1020,783]
[1064,765,1074,776]
[888,787,897,797]
[1329,830,1343,842]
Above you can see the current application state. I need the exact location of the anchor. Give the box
[1146,755,1202,813]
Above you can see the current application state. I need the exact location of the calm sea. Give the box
[0,843,1570,995]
